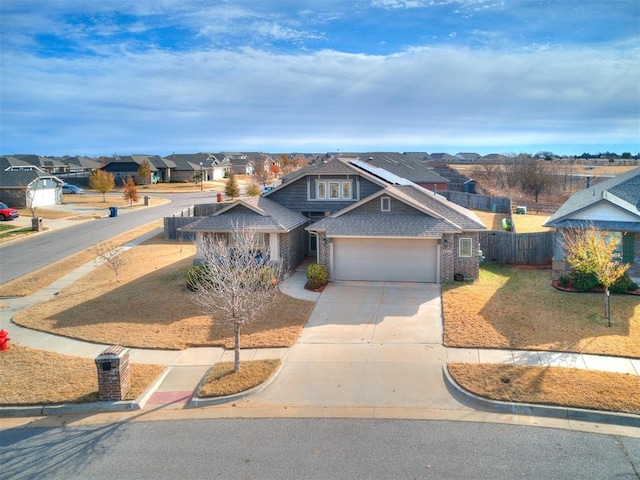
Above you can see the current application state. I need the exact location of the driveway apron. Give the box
[250,281,469,410]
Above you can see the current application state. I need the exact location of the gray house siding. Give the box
[279,224,306,274]
[350,196,421,215]
[269,175,383,214]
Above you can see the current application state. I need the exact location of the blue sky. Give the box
[1,0,638,157]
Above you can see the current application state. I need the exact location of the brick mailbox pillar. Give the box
[95,346,131,401]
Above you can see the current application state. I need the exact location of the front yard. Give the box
[442,263,640,358]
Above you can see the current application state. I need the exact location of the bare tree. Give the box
[188,228,282,372]
[562,226,630,326]
[93,241,126,283]
[519,156,555,203]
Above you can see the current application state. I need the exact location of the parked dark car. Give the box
[61,184,85,194]
[0,202,19,221]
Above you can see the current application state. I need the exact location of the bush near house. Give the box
[305,263,328,290]
[559,271,638,293]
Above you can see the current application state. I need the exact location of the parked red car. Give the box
[0,202,19,221]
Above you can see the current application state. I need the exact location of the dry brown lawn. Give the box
[12,235,315,350]
[442,263,640,358]
[0,344,164,405]
[448,363,640,415]
[0,221,163,297]
[198,360,281,398]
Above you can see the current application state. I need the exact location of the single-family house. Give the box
[0,157,64,208]
[181,157,486,282]
[543,167,640,280]
[102,155,161,184]
[163,153,222,182]
[223,153,255,176]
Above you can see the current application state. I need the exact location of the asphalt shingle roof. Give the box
[544,167,640,228]
[180,196,307,233]
[308,184,486,237]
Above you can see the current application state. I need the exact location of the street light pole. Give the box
[199,162,203,191]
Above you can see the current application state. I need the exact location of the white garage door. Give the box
[333,238,438,282]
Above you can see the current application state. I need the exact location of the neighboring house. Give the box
[427,153,458,162]
[223,153,255,176]
[102,155,160,184]
[164,153,219,182]
[0,157,64,208]
[455,152,481,162]
[543,167,640,280]
[11,154,69,174]
[181,157,486,282]
[337,152,450,192]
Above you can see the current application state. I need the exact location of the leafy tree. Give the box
[122,176,139,206]
[246,182,261,196]
[90,169,115,202]
[137,159,152,185]
[562,226,630,326]
[188,228,282,372]
[225,173,240,199]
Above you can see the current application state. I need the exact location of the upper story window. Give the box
[315,180,353,200]
[459,237,473,257]
[381,196,391,212]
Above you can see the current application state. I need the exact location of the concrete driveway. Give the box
[250,281,469,410]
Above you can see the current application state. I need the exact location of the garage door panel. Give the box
[333,238,437,283]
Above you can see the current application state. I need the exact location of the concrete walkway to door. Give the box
[248,280,468,410]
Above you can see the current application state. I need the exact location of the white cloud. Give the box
[2,40,637,155]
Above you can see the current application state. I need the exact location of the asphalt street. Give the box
[2,418,639,479]
[0,191,216,284]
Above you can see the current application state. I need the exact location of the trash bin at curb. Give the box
[109,206,118,217]
[95,345,131,401]
[144,195,151,206]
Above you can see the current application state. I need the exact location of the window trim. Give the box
[458,237,473,257]
[381,196,391,212]
[312,179,353,201]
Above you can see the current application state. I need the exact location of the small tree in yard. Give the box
[137,159,152,185]
[92,241,126,282]
[122,176,139,206]
[90,169,115,202]
[188,228,282,372]
[562,226,630,327]
[225,173,240,199]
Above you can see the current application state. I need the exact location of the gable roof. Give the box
[179,196,308,233]
[543,167,640,231]
[307,184,486,238]
[268,157,391,196]
[340,153,449,185]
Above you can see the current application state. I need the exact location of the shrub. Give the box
[610,273,639,294]
[558,275,571,288]
[306,263,328,283]
[186,265,211,290]
[568,270,599,292]
[246,183,262,196]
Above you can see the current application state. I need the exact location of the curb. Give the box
[442,365,640,428]
[187,361,285,408]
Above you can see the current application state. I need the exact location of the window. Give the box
[381,196,391,212]
[329,181,340,199]
[459,237,472,257]
[342,181,351,199]
[313,180,353,200]
[317,182,326,199]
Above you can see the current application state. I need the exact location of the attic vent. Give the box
[381,197,391,212]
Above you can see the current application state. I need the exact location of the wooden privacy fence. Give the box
[479,231,555,265]
[444,191,511,213]
[163,203,227,240]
